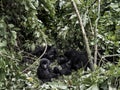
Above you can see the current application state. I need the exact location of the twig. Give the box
[88,16,94,35]
[94,0,101,65]
[102,54,120,58]
[98,54,120,66]
[88,0,98,9]
[22,31,48,73]
[71,0,94,71]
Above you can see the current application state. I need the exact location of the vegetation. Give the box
[0,0,120,89]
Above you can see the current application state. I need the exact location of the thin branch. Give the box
[22,31,48,73]
[71,0,94,71]
[94,0,101,65]
[98,53,120,66]
[88,0,98,9]
[88,17,94,35]
[102,54,120,58]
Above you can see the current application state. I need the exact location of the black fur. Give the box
[57,55,69,65]
[53,63,72,76]
[37,58,58,82]
[32,45,58,62]
[60,61,72,75]
[44,46,58,62]
[64,49,90,71]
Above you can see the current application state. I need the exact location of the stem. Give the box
[71,0,94,71]
[94,0,101,65]
[22,31,48,73]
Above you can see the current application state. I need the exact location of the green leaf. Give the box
[11,31,17,40]
[0,58,6,68]
[0,40,7,47]
[86,84,99,90]
[110,3,119,9]
[8,24,14,28]
[29,2,36,10]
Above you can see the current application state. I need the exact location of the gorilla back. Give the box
[64,49,90,70]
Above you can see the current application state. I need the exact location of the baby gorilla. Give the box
[37,58,58,83]
[64,49,90,71]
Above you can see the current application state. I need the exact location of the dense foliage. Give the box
[0,0,120,89]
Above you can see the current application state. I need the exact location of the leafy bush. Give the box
[0,0,119,89]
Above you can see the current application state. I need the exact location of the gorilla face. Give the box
[40,58,50,69]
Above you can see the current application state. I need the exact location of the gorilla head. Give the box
[39,58,50,69]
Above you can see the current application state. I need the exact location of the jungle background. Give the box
[0,0,120,89]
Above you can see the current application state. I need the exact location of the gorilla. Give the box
[53,63,72,76]
[54,55,72,75]
[60,61,72,75]
[32,45,58,62]
[64,49,90,71]
[37,58,58,83]
[44,46,58,62]
[57,55,69,65]
[31,45,44,57]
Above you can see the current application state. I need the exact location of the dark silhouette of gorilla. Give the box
[53,63,72,76]
[31,45,44,57]
[32,45,58,62]
[64,49,90,71]
[37,58,58,83]
[56,55,72,75]
[44,46,58,62]
[55,50,90,76]
[60,61,72,75]
[57,55,69,65]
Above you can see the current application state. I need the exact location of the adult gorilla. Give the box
[64,49,90,71]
